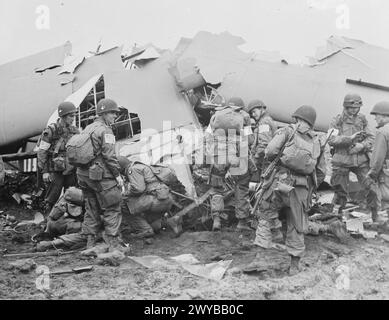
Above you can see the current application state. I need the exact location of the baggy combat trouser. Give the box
[46,216,82,237]
[121,192,173,235]
[254,170,311,257]
[78,175,122,237]
[331,164,379,211]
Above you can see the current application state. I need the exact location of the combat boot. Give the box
[106,235,126,253]
[288,256,301,276]
[212,216,221,231]
[86,235,97,249]
[328,220,348,241]
[236,218,254,231]
[166,215,183,237]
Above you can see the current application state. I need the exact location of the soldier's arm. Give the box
[37,127,53,174]
[264,127,288,161]
[127,167,146,196]
[100,128,121,178]
[360,122,374,152]
[368,131,387,179]
[328,118,354,147]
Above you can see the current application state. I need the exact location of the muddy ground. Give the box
[1,204,388,300]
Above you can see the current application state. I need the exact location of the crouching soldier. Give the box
[118,156,174,238]
[36,187,86,251]
[207,97,257,231]
[46,187,84,237]
[37,102,79,213]
[253,106,326,275]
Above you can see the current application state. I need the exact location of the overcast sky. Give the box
[1,0,389,64]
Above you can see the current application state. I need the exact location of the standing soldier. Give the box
[246,99,277,177]
[37,101,79,213]
[207,97,256,231]
[328,93,379,219]
[366,101,389,221]
[76,98,124,251]
[253,106,326,275]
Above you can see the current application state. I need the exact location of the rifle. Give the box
[250,124,300,216]
[3,249,80,259]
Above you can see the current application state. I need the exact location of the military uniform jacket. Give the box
[76,117,120,179]
[265,124,326,189]
[328,111,374,167]
[368,122,389,179]
[251,112,277,157]
[124,162,166,197]
[37,119,79,174]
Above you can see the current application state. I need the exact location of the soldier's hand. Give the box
[42,173,51,184]
[116,175,125,193]
[350,131,364,142]
[349,142,364,154]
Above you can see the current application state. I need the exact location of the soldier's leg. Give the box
[96,180,123,251]
[36,232,87,251]
[354,166,380,221]
[127,215,155,238]
[44,172,65,212]
[285,188,309,275]
[233,171,253,230]
[330,166,349,211]
[79,177,103,247]
[210,191,224,231]
[46,216,68,237]
[209,163,227,231]
[254,191,283,248]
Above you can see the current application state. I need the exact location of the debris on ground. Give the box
[8,259,37,273]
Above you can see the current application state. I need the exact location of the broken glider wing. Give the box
[175,31,389,132]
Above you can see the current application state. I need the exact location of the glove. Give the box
[349,143,364,154]
[42,173,51,183]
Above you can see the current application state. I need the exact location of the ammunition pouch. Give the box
[52,155,66,172]
[89,162,104,181]
[152,186,171,200]
[98,180,122,208]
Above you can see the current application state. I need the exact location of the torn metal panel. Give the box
[0,42,72,148]
[71,46,124,92]
[58,55,86,74]
[105,58,200,133]
[175,31,252,84]
[174,31,389,131]
[47,74,103,125]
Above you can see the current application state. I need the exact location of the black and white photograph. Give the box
[0,0,388,303]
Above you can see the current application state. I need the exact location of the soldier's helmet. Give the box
[96,98,120,115]
[58,101,77,117]
[117,156,131,174]
[292,105,317,127]
[343,93,363,108]
[226,97,245,108]
[370,101,389,116]
[245,99,267,114]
